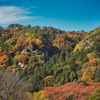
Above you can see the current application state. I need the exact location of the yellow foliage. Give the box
[91,66,96,71]
[87,52,95,59]
[43,76,53,83]
[33,91,48,100]
[4,38,16,45]
[73,41,83,52]
[36,38,42,46]
[81,69,94,82]
[25,33,34,37]
[26,91,48,100]
[1,34,5,37]
[33,92,40,100]
[21,51,30,56]
[4,38,17,51]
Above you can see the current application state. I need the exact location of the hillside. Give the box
[0,24,100,100]
[43,82,100,100]
[27,82,100,100]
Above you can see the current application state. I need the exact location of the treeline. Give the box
[0,24,100,99]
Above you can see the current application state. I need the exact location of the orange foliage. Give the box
[9,45,18,53]
[6,66,12,71]
[17,38,28,48]
[10,28,15,35]
[0,52,9,68]
[35,38,42,46]
[43,82,100,100]
[14,55,29,63]
[58,36,63,40]
[0,47,2,53]
[84,58,97,66]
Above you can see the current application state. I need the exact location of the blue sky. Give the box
[0,0,100,31]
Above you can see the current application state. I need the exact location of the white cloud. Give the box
[0,6,32,23]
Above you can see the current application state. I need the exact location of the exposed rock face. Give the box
[19,48,49,68]
[22,48,30,53]
[32,50,35,54]
[18,62,24,68]
[44,50,48,58]
[12,68,16,72]
[81,40,93,49]
[40,59,45,64]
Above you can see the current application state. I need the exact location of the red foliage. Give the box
[17,38,28,48]
[6,67,12,71]
[16,55,29,63]
[58,36,63,40]
[0,52,6,56]
[43,82,100,100]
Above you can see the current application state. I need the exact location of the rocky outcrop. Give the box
[18,62,24,68]
[81,40,93,49]
[22,48,30,53]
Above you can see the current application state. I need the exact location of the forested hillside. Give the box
[0,24,100,100]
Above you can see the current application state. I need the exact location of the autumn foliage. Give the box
[0,48,9,68]
[0,24,100,100]
[43,82,100,100]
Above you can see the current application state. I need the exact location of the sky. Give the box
[0,0,100,31]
